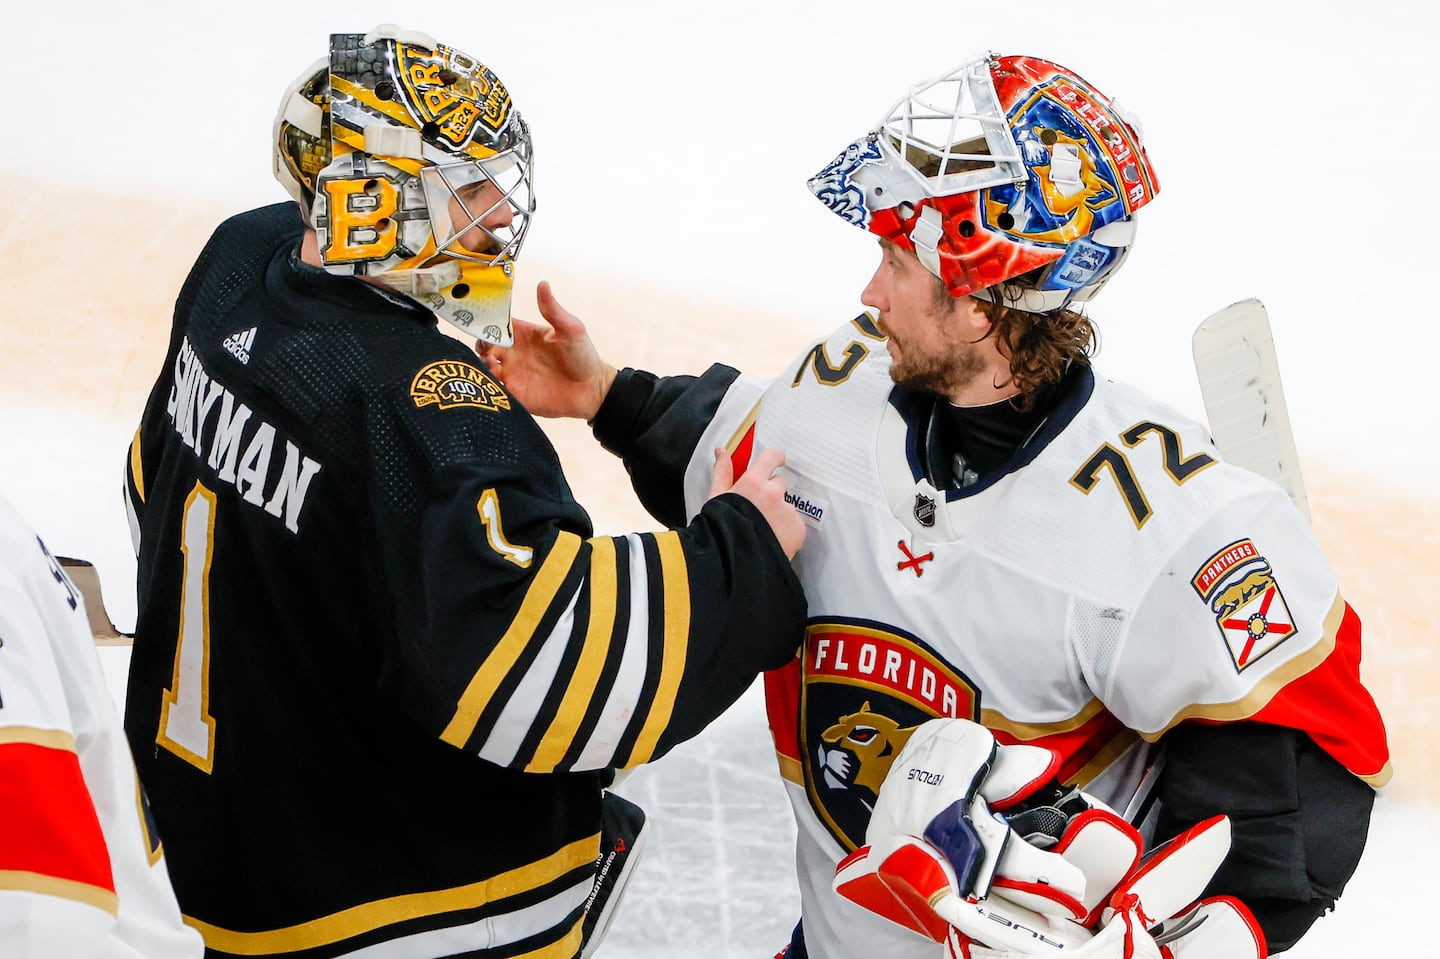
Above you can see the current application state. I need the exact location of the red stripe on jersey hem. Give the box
[1248,601,1390,785]
[0,741,115,893]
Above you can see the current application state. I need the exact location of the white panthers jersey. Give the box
[674,318,1390,959]
[0,493,202,959]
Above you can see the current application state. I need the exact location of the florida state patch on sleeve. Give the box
[1192,538,1297,671]
[410,360,511,411]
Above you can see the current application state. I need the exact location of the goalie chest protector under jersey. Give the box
[705,318,1385,959]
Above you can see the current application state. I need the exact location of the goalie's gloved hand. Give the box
[952,817,1267,959]
[989,782,1142,925]
[832,720,1266,958]
[833,718,1089,940]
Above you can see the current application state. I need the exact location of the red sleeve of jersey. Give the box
[1249,601,1391,786]
[0,738,118,913]
[729,422,756,476]
[764,658,804,785]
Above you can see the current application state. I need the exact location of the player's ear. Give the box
[957,294,996,336]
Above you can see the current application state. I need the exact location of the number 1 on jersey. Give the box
[157,482,218,773]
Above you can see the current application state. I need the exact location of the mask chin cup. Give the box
[375,262,464,296]
[385,259,517,348]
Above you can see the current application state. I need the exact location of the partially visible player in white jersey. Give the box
[0,490,202,958]
[482,54,1389,958]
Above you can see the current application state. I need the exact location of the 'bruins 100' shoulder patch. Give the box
[410,360,511,412]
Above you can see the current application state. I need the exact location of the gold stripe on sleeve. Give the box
[129,427,146,503]
[0,870,118,916]
[1360,761,1393,789]
[776,752,804,786]
[442,532,583,748]
[0,726,78,752]
[1068,728,1145,789]
[723,402,762,456]
[1148,592,1393,789]
[526,536,619,772]
[135,779,164,867]
[1149,593,1347,737]
[184,833,599,955]
[623,531,690,766]
[981,697,1108,742]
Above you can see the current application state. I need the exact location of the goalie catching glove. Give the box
[950,817,1267,959]
[832,719,1266,958]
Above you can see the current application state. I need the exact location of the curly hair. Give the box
[951,273,1098,411]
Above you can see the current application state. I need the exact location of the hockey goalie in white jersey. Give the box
[482,53,1389,958]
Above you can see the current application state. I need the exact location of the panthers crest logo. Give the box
[801,619,980,851]
[818,703,922,797]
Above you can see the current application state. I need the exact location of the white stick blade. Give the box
[1191,299,1311,522]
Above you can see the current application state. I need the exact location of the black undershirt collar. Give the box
[921,385,1059,490]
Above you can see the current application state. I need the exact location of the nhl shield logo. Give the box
[801,618,980,851]
[1192,539,1297,671]
[913,493,937,527]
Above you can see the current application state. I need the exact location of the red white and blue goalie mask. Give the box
[808,54,1159,312]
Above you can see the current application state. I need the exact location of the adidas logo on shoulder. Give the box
[223,326,257,365]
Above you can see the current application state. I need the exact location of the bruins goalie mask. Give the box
[808,53,1159,314]
[274,24,534,345]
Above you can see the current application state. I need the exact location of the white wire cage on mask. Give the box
[305,127,536,344]
[417,146,533,269]
[846,55,1029,221]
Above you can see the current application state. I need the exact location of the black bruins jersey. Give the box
[123,204,806,959]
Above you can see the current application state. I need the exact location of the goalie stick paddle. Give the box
[58,556,133,647]
[1192,299,1312,523]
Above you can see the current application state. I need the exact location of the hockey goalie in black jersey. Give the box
[122,25,806,959]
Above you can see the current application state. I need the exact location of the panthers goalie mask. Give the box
[806,52,1158,315]
[273,24,534,345]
